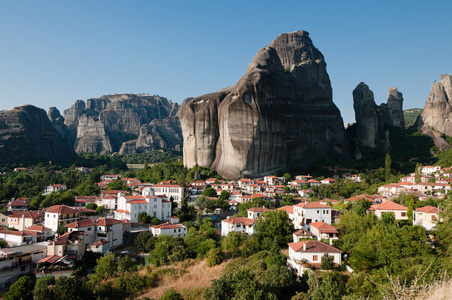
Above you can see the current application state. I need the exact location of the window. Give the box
[317,210,319,214]
[313,255,318,261]
[401,212,406,217]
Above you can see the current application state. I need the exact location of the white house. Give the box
[43,184,67,195]
[292,228,314,242]
[221,217,255,237]
[151,223,188,238]
[277,206,295,223]
[370,200,408,220]
[247,207,270,220]
[377,184,407,197]
[44,205,80,234]
[421,165,441,175]
[7,211,44,231]
[287,240,342,276]
[101,174,121,182]
[151,184,184,204]
[309,222,339,240]
[115,187,171,222]
[293,202,332,230]
[413,206,442,230]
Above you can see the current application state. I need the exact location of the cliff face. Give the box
[352,83,405,153]
[0,105,76,164]
[62,94,181,154]
[419,74,452,135]
[181,31,350,179]
[415,74,452,151]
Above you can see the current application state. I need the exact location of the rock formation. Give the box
[61,93,182,154]
[0,105,76,165]
[415,74,452,151]
[352,83,405,153]
[418,74,452,135]
[181,31,350,179]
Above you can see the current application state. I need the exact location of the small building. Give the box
[309,222,339,240]
[370,200,408,220]
[413,206,442,230]
[221,217,255,237]
[7,211,44,231]
[44,205,81,234]
[7,198,29,211]
[292,228,314,242]
[247,207,269,220]
[47,231,85,262]
[287,240,342,276]
[151,223,188,238]
[43,184,67,195]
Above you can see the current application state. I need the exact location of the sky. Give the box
[0,0,451,123]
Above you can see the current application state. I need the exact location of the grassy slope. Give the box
[404,108,423,128]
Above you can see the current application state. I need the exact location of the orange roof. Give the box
[247,207,269,212]
[46,205,79,214]
[293,228,313,237]
[375,200,407,211]
[277,206,294,214]
[288,240,342,253]
[222,217,254,226]
[152,223,186,229]
[92,238,108,245]
[309,222,339,233]
[152,184,182,188]
[26,225,52,232]
[251,193,266,198]
[97,218,123,226]
[65,219,95,228]
[115,209,130,214]
[416,206,442,214]
[303,202,331,209]
[129,199,148,204]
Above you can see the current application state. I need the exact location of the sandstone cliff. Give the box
[415,74,452,151]
[181,31,350,179]
[62,94,182,154]
[0,105,76,164]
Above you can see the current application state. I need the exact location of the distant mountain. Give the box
[404,108,423,128]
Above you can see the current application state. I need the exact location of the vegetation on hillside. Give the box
[404,108,423,128]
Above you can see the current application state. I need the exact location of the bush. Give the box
[206,248,223,267]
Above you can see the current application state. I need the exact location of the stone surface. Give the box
[62,94,180,154]
[181,31,350,179]
[0,105,76,164]
[352,83,405,153]
[419,74,452,136]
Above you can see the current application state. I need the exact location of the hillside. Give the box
[404,108,423,128]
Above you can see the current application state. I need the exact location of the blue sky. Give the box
[1,1,451,123]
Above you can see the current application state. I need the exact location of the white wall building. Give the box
[44,205,80,234]
[115,187,171,222]
[413,206,442,230]
[221,217,255,237]
[293,202,332,230]
[151,223,188,238]
[287,240,342,276]
[43,184,67,195]
[151,184,184,204]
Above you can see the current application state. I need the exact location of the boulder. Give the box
[0,105,76,164]
[181,31,350,179]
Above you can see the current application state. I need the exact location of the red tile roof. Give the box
[247,207,269,213]
[65,219,95,228]
[309,222,339,233]
[375,200,407,211]
[46,205,79,214]
[416,206,442,214]
[293,228,313,237]
[97,218,123,226]
[277,206,294,214]
[222,217,254,226]
[288,240,342,253]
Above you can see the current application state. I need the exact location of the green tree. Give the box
[94,251,117,280]
[4,275,36,300]
[255,210,294,247]
[75,178,100,196]
[96,206,105,214]
[407,199,415,223]
[381,212,396,226]
[106,179,129,191]
[206,248,224,267]
[202,187,217,197]
[222,231,245,258]
[139,212,152,223]
[135,230,154,252]
[86,202,97,210]
[160,287,184,300]
[320,253,335,270]
[219,190,230,201]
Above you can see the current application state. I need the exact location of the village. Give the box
[0,163,446,288]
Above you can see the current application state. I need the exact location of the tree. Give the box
[75,178,100,196]
[407,199,415,223]
[415,163,422,184]
[160,287,184,300]
[320,253,335,270]
[255,210,294,247]
[352,198,372,216]
[177,197,195,222]
[139,212,152,223]
[106,179,129,191]
[86,202,97,210]
[381,212,396,226]
[94,251,117,280]
[96,206,105,214]
[202,187,217,197]
[206,248,224,267]
[219,190,230,201]
[385,153,392,181]
[135,230,154,252]
[222,231,244,258]
[4,275,35,300]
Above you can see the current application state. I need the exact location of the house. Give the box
[89,239,110,254]
[151,184,184,204]
[115,187,171,222]
[74,195,98,207]
[190,180,206,194]
[44,205,81,234]
[101,174,121,182]
[247,207,269,220]
[65,219,97,245]
[228,192,242,202]
[0,244,48,288]
[413,206,442,230]
[7,198,28,211]
[370,200,408,220]
[43,184,67,195]
[221,217,255,236]
[264,175,284,186]
[421,165,441,175]
[287,240,342,276]
[151,222,188,238]
[26,225,53,240]
[47,231,85,261]
[292,228,314,242]
[7,211,44,231]
[296,175,313,182]
[320,178,336,185]
[0,228,44,246]
[307,179,321,187]
[277,206,294,222]
[293,202,332,229]
[298,189,312,198]
[309,222,339,240]
[95,218,124,248]
[0,211,12,227]
[377,184,407,197]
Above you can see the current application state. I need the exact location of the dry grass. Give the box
[425,279,452,300]
[138,259,230,300]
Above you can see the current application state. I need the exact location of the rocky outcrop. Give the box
[352,83,405,153]
[62,94,180,154]
[119,116,183,154]
[181,30,350,179]
[47,107,67,138]
[419,74,452,135]
[414,74,452,151]
[0,105,76,164]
